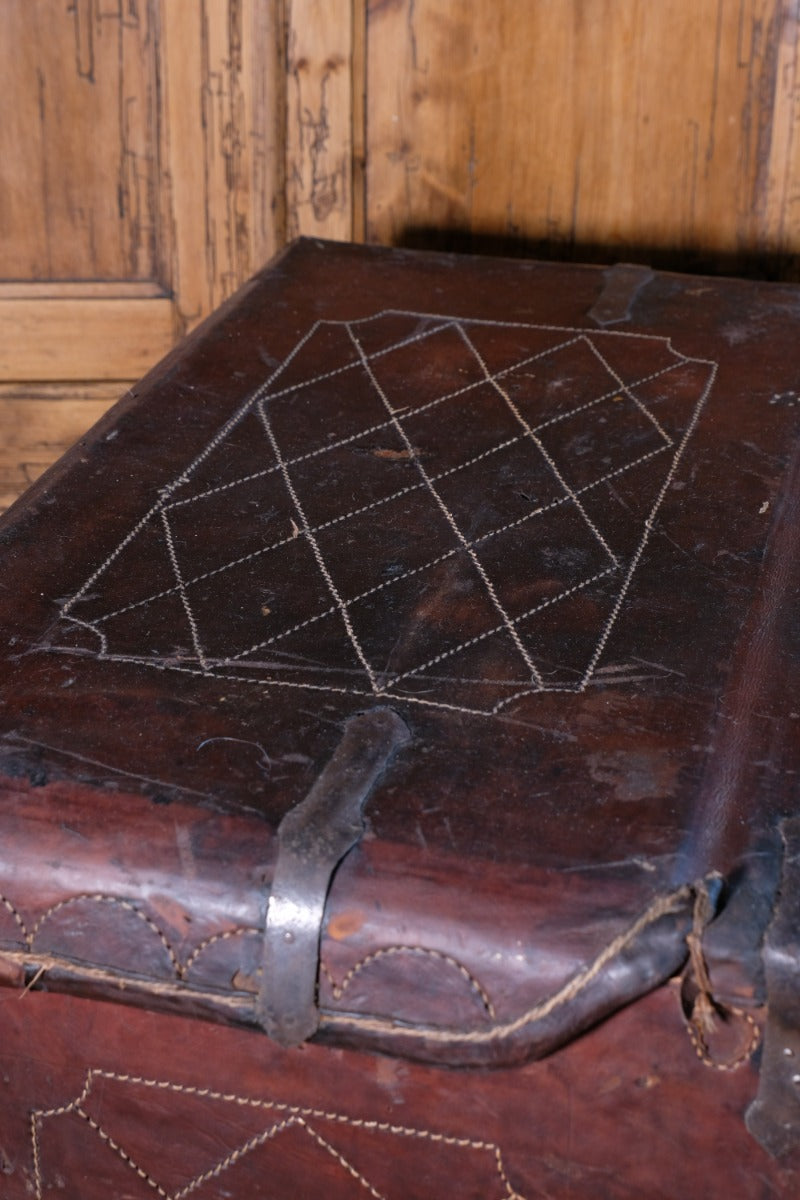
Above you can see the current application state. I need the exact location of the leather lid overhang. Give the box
[0,771,701,1068]
[0,239,798,1067]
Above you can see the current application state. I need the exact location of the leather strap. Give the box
[587,262,654,326]
[257,707,410,1046]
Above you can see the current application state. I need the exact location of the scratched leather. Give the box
[3,986,800,1198]
[0,241,798,1071]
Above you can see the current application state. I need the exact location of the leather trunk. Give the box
[0,239,799,1197]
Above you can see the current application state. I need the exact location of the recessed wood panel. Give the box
[285,0,356,241]
[158,0,284,329]
[0,382,126,513]
[0,287,174,381]
[8,0,800,511]
[0,0,159,281]
[0,1,289,380]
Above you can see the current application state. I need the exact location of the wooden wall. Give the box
[3,0,800,511]
[365,0,800,274]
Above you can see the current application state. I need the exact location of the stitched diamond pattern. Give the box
[55,311,717,716]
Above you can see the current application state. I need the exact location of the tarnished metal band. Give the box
[257,707,411,1047]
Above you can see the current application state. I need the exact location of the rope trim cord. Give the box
[681,881,761,1072]
[5,883,702,1059]
[318,882,695,1047]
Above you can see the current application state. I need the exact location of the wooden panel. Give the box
[0,0,289,315]
[0,0,159,281]
[0,2,288,379]
[285,0,355,241]
[364,0,800,273]
[158,0,284,331]
[352,0,368,240]
[0,293,174,381]
[0,283,166,301]
[762,3,800,256]
[0,382,125,513]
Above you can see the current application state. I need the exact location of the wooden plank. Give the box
[0,383,126,513]
[0,298,174,381]
[364,0,800,274]
[0,282,166,301]
[158,0,284,332]
[284,0,355,241]
[0,0,159,281]
[352,0,368,241]
[761,2,800,260]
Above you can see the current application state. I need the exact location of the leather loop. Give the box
[257,707,410,1047]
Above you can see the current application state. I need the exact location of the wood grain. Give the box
[158,0,284,331]
[1,2,285,382]
[0,0,159,281]
[0,295,174,382]
[0,382,125,513]
[761,2,800,257]
[284,0,355,241]
[0,282,166,301]
[364,0,800,274]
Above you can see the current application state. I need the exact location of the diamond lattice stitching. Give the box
[54,311,718,716]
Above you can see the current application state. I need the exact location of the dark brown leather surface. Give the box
[0,240,798,1076]
[747,817,800,1155]
[0,771,698,1067]
[1,986,798,1199]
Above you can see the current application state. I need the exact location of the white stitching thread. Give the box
[48,312,718,717]
[256,393,381,693]
[0,892,260,983]
[576,358,718,690]
[73,438,671,701]
[71,355,683,630]
[182,927,261,976]
[347,322,544,689]
[4,893,500,1031]
[457,325,621,575]
[32,1067,524,1200]
[582,334,673,447]
[29,894,182,976]
[320,944,495,1017]
[160,508,210,672]
[0,894,29,943]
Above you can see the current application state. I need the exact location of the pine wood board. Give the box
[363,0,800,274]
[0,0,159,282]
[0,296,174,381]
[0,383,126,514]
[157,0,285,331]
[284,0,356,241]
[0,1,289,381]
